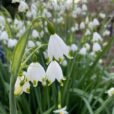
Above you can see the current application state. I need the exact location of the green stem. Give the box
[58,86,62,109]
[46,85,50,108]
[21,44,47,67]
[9,76,17,114]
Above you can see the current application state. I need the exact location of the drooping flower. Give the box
[70,44,78,52]
[27,62,46,87]
[14,75,30,96]
[62,60,68,67]
[32,29,39,38]
[80,22,85,30]
[46,61,65,85]
[18,1,28,12]
[7,39,17,48]
[99,13,106,19]
[27,40,35,48]
[53,106,68,114]
[106,87,114,97]
[84,43,90,51]
[79,47,87,55]
[82,4,87,11]
[48,33,71,62]
[92,42,102,52]
[93,18,100,26]
[92,32,103,42]
[103,30,110,37]
[0,31,8,41]
[12,0,19,3]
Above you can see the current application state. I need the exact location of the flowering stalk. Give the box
[9,26,31,114]
[9,76,17,114]
[58,86,62,109]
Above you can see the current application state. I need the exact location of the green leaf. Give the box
[11,26,31,79]
[42,105,55,114]
[95,96,114,114]
[9,25,31,114]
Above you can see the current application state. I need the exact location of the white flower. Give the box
[70,44,78,52]
[26,11,32,18]
[14,76,30,95]
[53,106,68,114]
[85,29,91,36]
[84,43,90,51]
[85,17,89,24]
[18,1,28,12]
[27,62,46,87]
[7,39,17,48]
[0,31,8,41]
[28,41,35,48]
[79,47,87,55]
[88,21,94,30]
[103,30,110,36]
[92,42,102,52]
[22,81,30,93]
[93,18,100,26]
[48,33,70,62]
[76,7,82,15]
[99,13,106,19]
[82,4,87,11]
[46,61,65,85]
[0,16,5,27]
[62,60,68,67]
[106,87,114,97]
[80,22,85,30]
[12,0,19,3]
[32,30,39,38]
[92,32,103,42]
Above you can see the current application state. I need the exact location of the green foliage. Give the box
[0,1,114,114]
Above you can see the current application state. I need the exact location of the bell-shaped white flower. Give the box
[85,29,91,36]
[46,61,65,85]
[93,18,100,26]
[53,106,68,114]
[80,22,85,30]
[0,31,8,41]
[48,33,70,62]
[18,1,28,12]
[82,4,87,11]
[27,62,46,87]
[14,76,30,96]
[92,32,103,42]
[84,43,90,51]
[103,30,110,36]
[99,13,106,19]
[7,39,17,48]
[27,40,35,48]
[12,0,19,3]
[93,43,102,52]
[32,29,39,38]
[79,47,87,55]
[70,44,78,52]
[22,81,30,93]
[106,87,114,97]
[62,59,68,67]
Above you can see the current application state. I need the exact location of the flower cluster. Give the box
[14,33,71,95]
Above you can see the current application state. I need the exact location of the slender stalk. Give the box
[46,85,50,108]
[9,76,17,114]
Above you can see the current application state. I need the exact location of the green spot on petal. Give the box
[33,80,38,87]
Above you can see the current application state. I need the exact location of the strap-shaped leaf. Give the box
[11,26,31,79]
[9,26,31,114]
